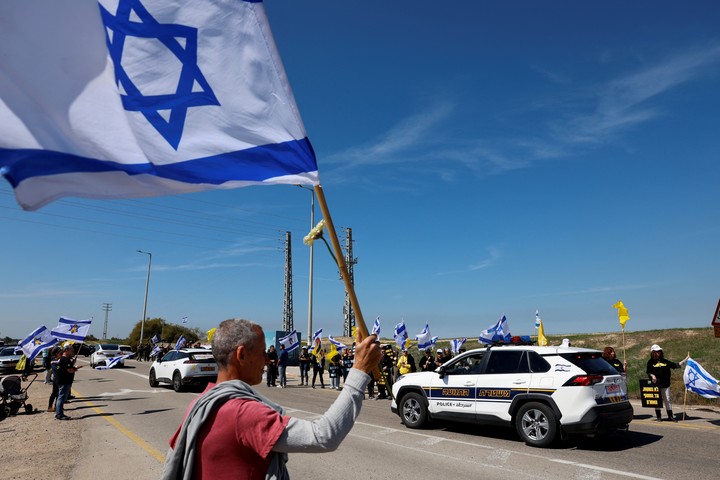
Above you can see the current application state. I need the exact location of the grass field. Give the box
[374,327,719,407]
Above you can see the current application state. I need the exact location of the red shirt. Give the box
[169,383,290,480]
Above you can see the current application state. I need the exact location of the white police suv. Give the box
[391,344,632,447]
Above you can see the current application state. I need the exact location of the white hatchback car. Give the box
[90,344,124,368]
[148,348,217,392]
[391,344,633,447]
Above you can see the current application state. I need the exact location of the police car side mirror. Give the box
[437,366,446,379]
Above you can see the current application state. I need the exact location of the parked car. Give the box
[148,348,217,392]
[90,344,124,368]
[0,346,22,371]
[119,345,135,357]
[391,344,633,447]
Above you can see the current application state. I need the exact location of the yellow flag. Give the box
[351,326,357,339]
[207,328,217,342]
[537,320,548,346]
[613,301,630,329]
[327,344,339,363]
[312,337,321,356]
[404,338,412,350]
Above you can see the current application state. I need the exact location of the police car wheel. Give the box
[515,402,557,447]
[149,369,159,388]
[400,393,427,429]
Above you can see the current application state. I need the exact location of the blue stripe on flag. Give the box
[0,138,316,187]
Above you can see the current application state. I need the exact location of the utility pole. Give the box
[282,231,294,332]
[102,302,112,340]
[342,227,357,337]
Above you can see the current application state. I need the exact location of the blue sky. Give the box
[1,1,719,342]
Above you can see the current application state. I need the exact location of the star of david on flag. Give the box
[0,0,318,211]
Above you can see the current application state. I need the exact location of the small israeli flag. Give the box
[328,335,346,351]
[175,335,186,350]
[415,324,438,350]
[372,316,381,336]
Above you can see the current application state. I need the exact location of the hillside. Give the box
[358,327,719,407]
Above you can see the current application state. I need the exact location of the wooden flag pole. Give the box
[314,185,380,381]
[314,185,369,340]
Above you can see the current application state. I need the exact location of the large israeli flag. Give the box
[393,321,408,350]
[0,0,318,211]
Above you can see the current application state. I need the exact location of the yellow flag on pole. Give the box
[613,301,630,329]
[537,320,548,346]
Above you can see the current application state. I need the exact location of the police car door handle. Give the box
[513,380,526,385]
[464,381,474,386]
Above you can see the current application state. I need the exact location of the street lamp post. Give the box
[298,185,315,347]
[137,250,152,347]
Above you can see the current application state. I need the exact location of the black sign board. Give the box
[639,379,663,408]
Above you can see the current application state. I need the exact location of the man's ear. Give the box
[235,345,246,363]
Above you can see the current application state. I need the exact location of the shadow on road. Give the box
[135,408,174,415]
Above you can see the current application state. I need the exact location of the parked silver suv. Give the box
[391,344,633,447]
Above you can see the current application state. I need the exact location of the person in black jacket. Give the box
[646,344,687,422]
[602,346,626,374]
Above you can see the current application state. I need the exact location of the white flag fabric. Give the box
[95,353,133,370]
[327,335,346,351]
[51,316,92,343]
[684,358,720,399]
[415,324,438,350]
[393,321,408,350]
[535,310,541,329]
[478,315,512,344]
[279,330,299,352]
[175,335,186,350]
[0,0,318,211]
[18,326,58,361]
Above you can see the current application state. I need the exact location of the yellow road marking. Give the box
[73,388,166,463]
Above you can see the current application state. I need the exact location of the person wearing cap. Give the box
[396,348,413,376]
[435,348,445,366]
[646,344,687,422]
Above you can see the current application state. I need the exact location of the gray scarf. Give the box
[161,380,289,480]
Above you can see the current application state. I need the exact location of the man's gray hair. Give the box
[212,318,262,369]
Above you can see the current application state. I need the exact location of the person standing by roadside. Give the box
[266,345,278,387]
[46,347,62,412]
[277,344,288,388]
[298,346,311,386]
[419,348,436,372]
[162,318,381,480]
[341,348,354,383]
[311,349,326,389]
[603,346,626,374]
[646,344,687,422]
[396,348,412,377]
[55,344,82,420]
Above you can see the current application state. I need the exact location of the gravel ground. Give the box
[0,372,82,480]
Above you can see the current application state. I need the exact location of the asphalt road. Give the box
[69,358,720,479]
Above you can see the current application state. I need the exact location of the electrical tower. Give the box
[102,302,112,340]
[342,227,357,336]
[282,231,294,332]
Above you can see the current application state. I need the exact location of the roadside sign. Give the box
[712,299,720,338]
[639,379,662,408]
